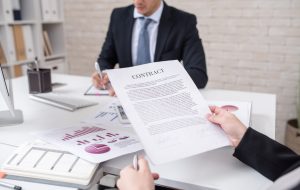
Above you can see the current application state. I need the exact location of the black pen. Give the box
[0,181,22,190]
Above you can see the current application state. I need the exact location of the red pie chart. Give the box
[221,105,239,112]
[85,144,111,154]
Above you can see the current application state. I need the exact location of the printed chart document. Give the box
[38,123,142,163]
[106,60,230,165]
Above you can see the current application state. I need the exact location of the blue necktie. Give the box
[136,18,152,65]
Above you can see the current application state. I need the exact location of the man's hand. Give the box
[207,106,247,147]
[91,71,116,96]
[117,158,159,190]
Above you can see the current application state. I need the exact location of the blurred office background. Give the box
[63,0,300,143]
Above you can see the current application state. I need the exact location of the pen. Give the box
[95,61,106,90]
[133,154,139,170]
[34,57,39,72]
[0,181,22,190]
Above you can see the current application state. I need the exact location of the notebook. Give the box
[1,140,102,189]
[29,93,98,111]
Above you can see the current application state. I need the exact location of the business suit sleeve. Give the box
[233,127,300,181]
[182,15,208,89]
[97,9,118,70]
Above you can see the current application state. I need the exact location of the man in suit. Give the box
[92,0,208,95]
[116,106,300,190]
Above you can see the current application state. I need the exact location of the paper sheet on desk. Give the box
[106,60,230,165]
[84,85,109,96]
[38,123,142,163]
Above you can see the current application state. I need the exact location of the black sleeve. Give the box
[233,127,300,181]
[182,15,208,89]
[97,9,118,70]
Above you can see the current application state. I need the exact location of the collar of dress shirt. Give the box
[133,0,164,23]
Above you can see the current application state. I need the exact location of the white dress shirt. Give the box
[132,1,164,66]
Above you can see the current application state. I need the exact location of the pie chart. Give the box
[221,105,239,112]
[85,144,111,154]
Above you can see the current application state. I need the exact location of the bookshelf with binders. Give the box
[0,0,67,77]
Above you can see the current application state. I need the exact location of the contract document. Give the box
[106,60,230,164]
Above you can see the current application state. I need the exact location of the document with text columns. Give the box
[106,60,230,165]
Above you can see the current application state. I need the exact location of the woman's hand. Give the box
[207,106,247,147]
[117,157,159,190]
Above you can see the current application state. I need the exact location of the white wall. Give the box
[64,0,300,143]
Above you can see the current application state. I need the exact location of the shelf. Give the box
[7,20,36,25]
[45,53,65,61]
[1,59,35,67]
[16,59,36,65]
[42,20,64,24]
[0,63,9,68]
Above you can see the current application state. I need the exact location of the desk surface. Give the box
[0,74,276,190]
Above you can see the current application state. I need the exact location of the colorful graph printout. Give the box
[38,123,142,163]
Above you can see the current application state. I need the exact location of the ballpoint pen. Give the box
[95,61,106,90]
[0,181,22,190]
[133,154,139,170]
[34,57,39,72]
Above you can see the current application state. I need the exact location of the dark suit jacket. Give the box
[97,2,208,88]
[233,128,300,189]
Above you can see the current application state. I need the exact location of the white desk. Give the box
[0,74,276,190]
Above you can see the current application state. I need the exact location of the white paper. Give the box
[38,123,142,163]
[84,85,109,96]
[106,60,230,165]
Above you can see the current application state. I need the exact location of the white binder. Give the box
[41,0,51,21]
[2,0,13,22]
[50,0,59,20]
[41,0,59,21]
[22,25,35,59]
[7,27,17,62]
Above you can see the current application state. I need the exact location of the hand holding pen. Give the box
[92,62,116,96]
[95,61,106,90]
[116,154,159,190]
